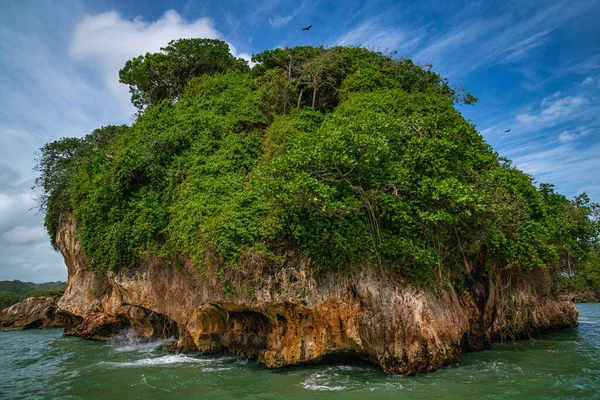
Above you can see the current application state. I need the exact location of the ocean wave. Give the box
[99,354,215,367]
[299,368,354,392]
[110,337,177,353]
[300,381,347,391]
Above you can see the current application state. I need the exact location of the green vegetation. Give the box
[34,40,600,292]
[0,292,25,311]
[0,281,66,310]
[119,39,249,111]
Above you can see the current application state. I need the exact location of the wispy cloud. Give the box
[332,2,575,79]
[477,73,600,201]
[413,19,501,69]
[334,16,424,53]
[512,140,600,199]
[515,93,589,129]
[558,127,591,143]
[269,15,294,28]
[581,76,600,88]
[499,30,552,64]
[567,54,600,73]
[411,1,594,77]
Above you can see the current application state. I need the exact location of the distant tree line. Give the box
[0,280,66,310]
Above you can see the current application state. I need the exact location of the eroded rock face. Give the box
[55,220,578,375]
[0,296,66,330]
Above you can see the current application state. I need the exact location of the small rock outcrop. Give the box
[55,220,578,375]
[0,295,66,330]
[559,291,600,303]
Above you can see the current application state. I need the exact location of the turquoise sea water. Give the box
[1,303,599,400]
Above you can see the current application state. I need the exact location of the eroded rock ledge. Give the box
[55,220,578,375]
[0,295,67,330]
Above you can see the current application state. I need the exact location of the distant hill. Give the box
[0,280,66,310]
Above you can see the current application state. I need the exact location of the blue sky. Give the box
[0,0,598,282]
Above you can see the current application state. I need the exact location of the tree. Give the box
[119,39,249,111]
[34,125,127,248]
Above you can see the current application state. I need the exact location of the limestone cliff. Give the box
[55,219,578,375]
[0,295,66,330]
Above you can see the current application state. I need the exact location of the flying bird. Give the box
[302,25,313,31]
[504,128,511,133]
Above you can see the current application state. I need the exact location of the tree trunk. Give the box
[285,55,293,115]
[312,78,318,108]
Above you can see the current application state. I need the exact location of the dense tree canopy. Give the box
[36,40,599,291]
[119,39,249,110]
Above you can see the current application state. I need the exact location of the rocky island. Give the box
[32,40,597,375]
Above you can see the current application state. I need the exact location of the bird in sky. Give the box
[504,128,511,132]
[302,25,313,31]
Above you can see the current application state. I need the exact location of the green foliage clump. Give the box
[119,39,249,110]
[35,40,599,288]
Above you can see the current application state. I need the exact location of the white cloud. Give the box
[269,15,294,28]
[70,10,252,114]
[476,81,599,202]
[0,225,47,245]
[0,191,37,235]
[558,130,577,142]
[0,164,22,191]
[0,240,65,282]
[512,141,600,200]
[0,187,65,282]
[516,93,589,129]
[558,127,591,143]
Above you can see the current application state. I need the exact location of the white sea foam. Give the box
[331,364,373,372]
[200,367,234,372]
[300,382,347,391]
[100,354,214,367]
[300,369,349,391]
[110,336,177,353]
